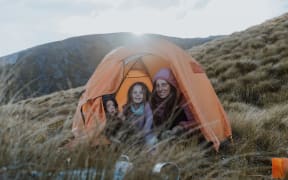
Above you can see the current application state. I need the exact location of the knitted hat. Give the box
[153,68,177,88]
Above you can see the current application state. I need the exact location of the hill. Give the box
[189,13,288,107]
[1,13,288,179]
[0,33,219,104]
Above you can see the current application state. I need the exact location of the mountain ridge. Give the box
[1,13,288,179]
[0,32,220,104]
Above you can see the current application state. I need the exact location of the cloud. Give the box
[57,8,171,35]
[0,0,114,55]
[117,0,179,10]
[192,0,212,9]
[0,23,65,56]
[56,0,215,36]
[0,0,288,56]
[58,0,281,37]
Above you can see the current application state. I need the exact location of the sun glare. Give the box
[132,31,144,36]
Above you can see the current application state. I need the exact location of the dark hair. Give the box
[150,81,181,127]
[126,82,150,105]
[102,94,118,113]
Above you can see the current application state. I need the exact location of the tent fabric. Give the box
[71,37,232,151]
[115,69,153,112]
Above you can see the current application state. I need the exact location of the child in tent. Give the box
[102,94,123,143]
[103,94,119,118]
[121,82,157,145]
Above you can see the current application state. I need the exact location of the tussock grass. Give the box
[190,12,288,107]
[1,12,288,179]
[1,87,288,179]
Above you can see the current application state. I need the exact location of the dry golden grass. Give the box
[1,12,288,179]
[2,90,288,179]
[190,12,288,107]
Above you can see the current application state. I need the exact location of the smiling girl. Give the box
[121,82,156,145]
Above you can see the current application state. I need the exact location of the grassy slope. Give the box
[1,13,288,179]
[189,12,288,107]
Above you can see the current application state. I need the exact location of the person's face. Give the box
[131,85,144,104]
[155,79,171,99]
[106,100,117,116]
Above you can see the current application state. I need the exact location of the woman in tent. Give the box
[121,82,156,145]
[151,68,197,139]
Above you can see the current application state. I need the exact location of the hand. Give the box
[171,125,185,135]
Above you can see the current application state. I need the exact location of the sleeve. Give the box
[178,98,197,130]
[143,103,153,133]
[143,103,157,144]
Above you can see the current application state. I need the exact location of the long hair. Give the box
[150,82,181,127]
[126,82,150,106]
[102,94,118,114]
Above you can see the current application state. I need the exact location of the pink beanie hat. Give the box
[153,68,177,88]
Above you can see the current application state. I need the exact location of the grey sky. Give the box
[0,0,287,56]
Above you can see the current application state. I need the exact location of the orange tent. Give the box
[71,37,232,151]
